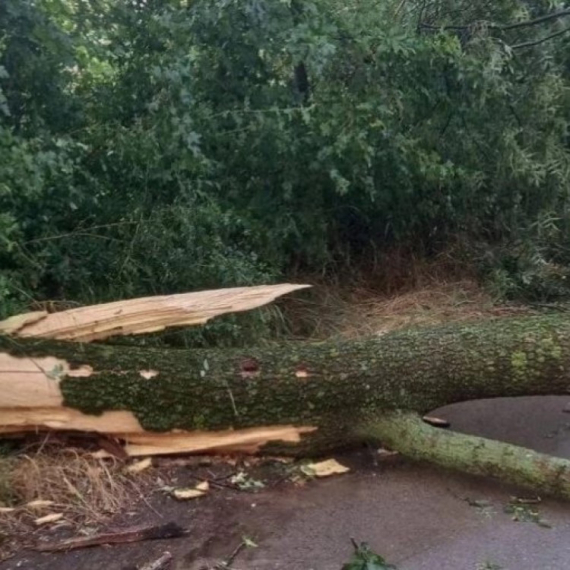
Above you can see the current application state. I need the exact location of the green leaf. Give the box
[341,541,397,570]
[242,535,258,548]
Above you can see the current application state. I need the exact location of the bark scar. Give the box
[295,365,310,379]
[240,358,260,379]
[140,369,159,379]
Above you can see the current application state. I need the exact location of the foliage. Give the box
[476,563,504,570]
[342,540,397,570]
[3,0,570,344]
[504,497,551,528]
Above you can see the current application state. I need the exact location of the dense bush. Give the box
[3,0,570,344]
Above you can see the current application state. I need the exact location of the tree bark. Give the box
[3,314,570,495]
[361,412,570,500]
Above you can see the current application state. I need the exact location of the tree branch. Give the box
[420,8,570,33]
[504,8,570,31]
[361,412,570,500]
[511,26,570,49]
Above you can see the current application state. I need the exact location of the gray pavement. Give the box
[238,396,570,570]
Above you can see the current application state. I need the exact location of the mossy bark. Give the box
[4,314,570,495]
[361,412,570,499]
[4,314,570,431]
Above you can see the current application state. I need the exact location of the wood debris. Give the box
[125,457,153,474]
[0,284,310,342]
[34,522,186,552]
[34,513,64,526]
[26,500,55,510]
[0,284,316,457]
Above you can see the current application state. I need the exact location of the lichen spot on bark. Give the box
[295,365,310,379]
[511,350,528,377]
[67,364,94,377]
[539,336,562,360]
[139,369,159,379]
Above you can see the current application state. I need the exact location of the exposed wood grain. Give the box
[0,284,310,342]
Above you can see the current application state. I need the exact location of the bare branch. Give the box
[420,8,570,33]
[504,8,570,31]
[512,26,570,49]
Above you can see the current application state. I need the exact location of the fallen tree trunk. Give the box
[3,314,570,496]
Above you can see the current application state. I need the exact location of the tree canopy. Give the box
[3,0,570,344]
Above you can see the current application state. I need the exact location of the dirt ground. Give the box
[3,395,570,570]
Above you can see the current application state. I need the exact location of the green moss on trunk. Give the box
[2,314,570,434]
[362,412,570,499]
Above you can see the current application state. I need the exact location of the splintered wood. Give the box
[0,284,313,456]
[0,284,310,342]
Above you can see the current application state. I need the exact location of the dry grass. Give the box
[328,279,534,340]
[283,251,535,341]
[0,446,152,558]
[0,456,17,508]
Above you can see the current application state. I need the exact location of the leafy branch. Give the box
[420,7,570,32]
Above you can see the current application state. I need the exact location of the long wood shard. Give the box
[0,284,310,342]
[0,284,314,456]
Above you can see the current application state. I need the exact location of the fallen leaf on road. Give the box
[230,471,265,490]
[172,481,209,500]
[301,459,349,478]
